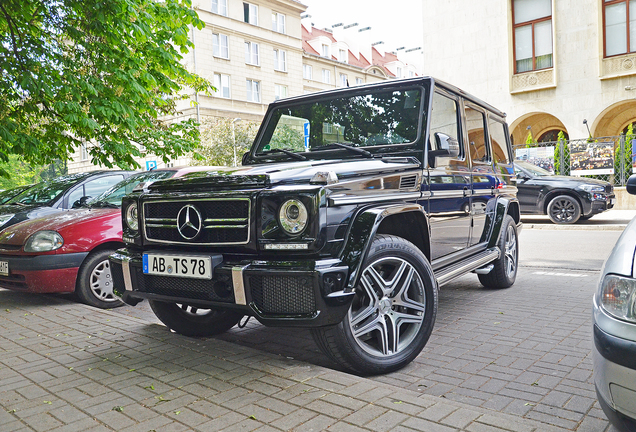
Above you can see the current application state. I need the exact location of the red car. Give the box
[0,167,212,308]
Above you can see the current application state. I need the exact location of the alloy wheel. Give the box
[349,257,426,357]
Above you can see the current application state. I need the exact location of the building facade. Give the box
[422,0,636,146]
[69,0,419,173]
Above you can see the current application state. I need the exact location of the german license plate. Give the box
[143,254,212,279]
[610,198,616,206]
[0,261,7,276]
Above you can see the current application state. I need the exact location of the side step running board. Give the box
[435,248,500,287]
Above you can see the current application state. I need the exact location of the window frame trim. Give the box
[603,0,635,58]
[511,0,554,74]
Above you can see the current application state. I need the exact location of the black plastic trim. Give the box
[594,324,636,370]
[596,385,636,432]
[0,252,88,271]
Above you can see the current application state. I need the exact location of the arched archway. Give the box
[509,112,568,145]
[592,101,636,137]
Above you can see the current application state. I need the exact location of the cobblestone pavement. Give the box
[113,266,614,431]
[0,290,570,432]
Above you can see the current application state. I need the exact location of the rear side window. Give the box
[488,117,511,164]
[429,91,462,158]
[464,104,490,163]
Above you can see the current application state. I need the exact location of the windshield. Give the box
[515,161,552,176]
[255,86,425,158]
[9,173,90,206]
[90,170,176,207]
[0,185,31,204]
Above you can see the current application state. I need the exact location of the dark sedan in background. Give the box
[515,161,615,224]
[0,170,133,231]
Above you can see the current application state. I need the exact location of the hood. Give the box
[0,208,119,246]
[601,216,636,279]
[148,158,420,192]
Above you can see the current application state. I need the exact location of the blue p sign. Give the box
[146,160,157,170]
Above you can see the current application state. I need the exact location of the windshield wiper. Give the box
[9,202,27,206]
[260,148,307,161]
[90,201,119,209]
[310,143,374,158]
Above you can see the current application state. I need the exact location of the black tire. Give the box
[478,215,518,289]
[547,195,581,224]
[149,300,243,337]
[311,234,437,375]
[75,249,124,309]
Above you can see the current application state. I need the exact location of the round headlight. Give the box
[125,202,139,231]
[24,231,64,252]
[278,199,308,235]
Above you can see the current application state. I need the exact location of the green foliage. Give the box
[0,0,213,177]
[0,155,67,189]
[269,125,305,152]
[614,123,635,183]
[554,131,570,175]
[525,131,536,147]
[193,118,259,167]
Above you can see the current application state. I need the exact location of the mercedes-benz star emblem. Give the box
[177,205,203,240]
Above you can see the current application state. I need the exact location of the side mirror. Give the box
[72,196,92,208]
[241,152,250,166]
[428,133,460,168]
[627,174,636,195]
[516,171,530,181]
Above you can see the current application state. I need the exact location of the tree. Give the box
[0,0,213,177]
[525,131,536,147]
[193,118,259,167]
[0,155,67,189]
[554,131,570,175]
[615,123,635,184]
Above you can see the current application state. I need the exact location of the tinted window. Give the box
[465,105,490,163]
[257,87,424,155]
[489,117,511,164]
[429,91,464,167]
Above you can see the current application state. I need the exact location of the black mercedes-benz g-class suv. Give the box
[110,77,521,375]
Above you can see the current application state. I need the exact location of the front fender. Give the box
[339,203,427,290]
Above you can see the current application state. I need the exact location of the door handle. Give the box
[463,187,469,197]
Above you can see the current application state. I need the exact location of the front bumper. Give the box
[593,309,636,431]
[0,252,88,293]
[109,248,354,327]
[584,193,616,217]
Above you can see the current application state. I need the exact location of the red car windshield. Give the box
[89,171,176,207]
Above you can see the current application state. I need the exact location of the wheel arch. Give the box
[87,241,125,257]
[542,190,583,215]
[339,203,430,290]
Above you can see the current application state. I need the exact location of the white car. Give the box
[593,174,636,431]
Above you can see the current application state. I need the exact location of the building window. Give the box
[355,77,363,85]
[339,73,348,87]
[243,2,258,25]
[81,143,89,161]
[321,44,330,57]
[303,64,313,79]
[512,0,553,73]
[245,41,259,65]
[212,33,229,59]
[273,49,287,72]
[604,0,636,57]
[246,79,260,103]
[212,0,227,16]
[322,69,331,84]
[213,73,230,98]
[396,67,403,78]
[338,49,347,62]
[274,84,288,100]
[272,12,286,34]
[409,70,415,77]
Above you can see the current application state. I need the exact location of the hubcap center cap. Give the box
[379,298,392,314]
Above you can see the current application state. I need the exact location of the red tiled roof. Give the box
[302,24,337,43]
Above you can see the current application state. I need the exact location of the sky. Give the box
[300,0,424,71]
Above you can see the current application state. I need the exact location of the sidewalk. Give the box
[0,290,571,432]
[522,209,636,230]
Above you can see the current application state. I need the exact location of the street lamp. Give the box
[232,118,241,167]
[583,119,591,138]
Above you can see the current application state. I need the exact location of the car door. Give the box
[424,89,471,260]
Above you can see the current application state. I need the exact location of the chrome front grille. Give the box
[142,198,251,245]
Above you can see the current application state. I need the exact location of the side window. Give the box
[464,104,490,163]
[67,186,85,206]
[429,91,463,166]
[488,117,511,165]
[84,175,125,198]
